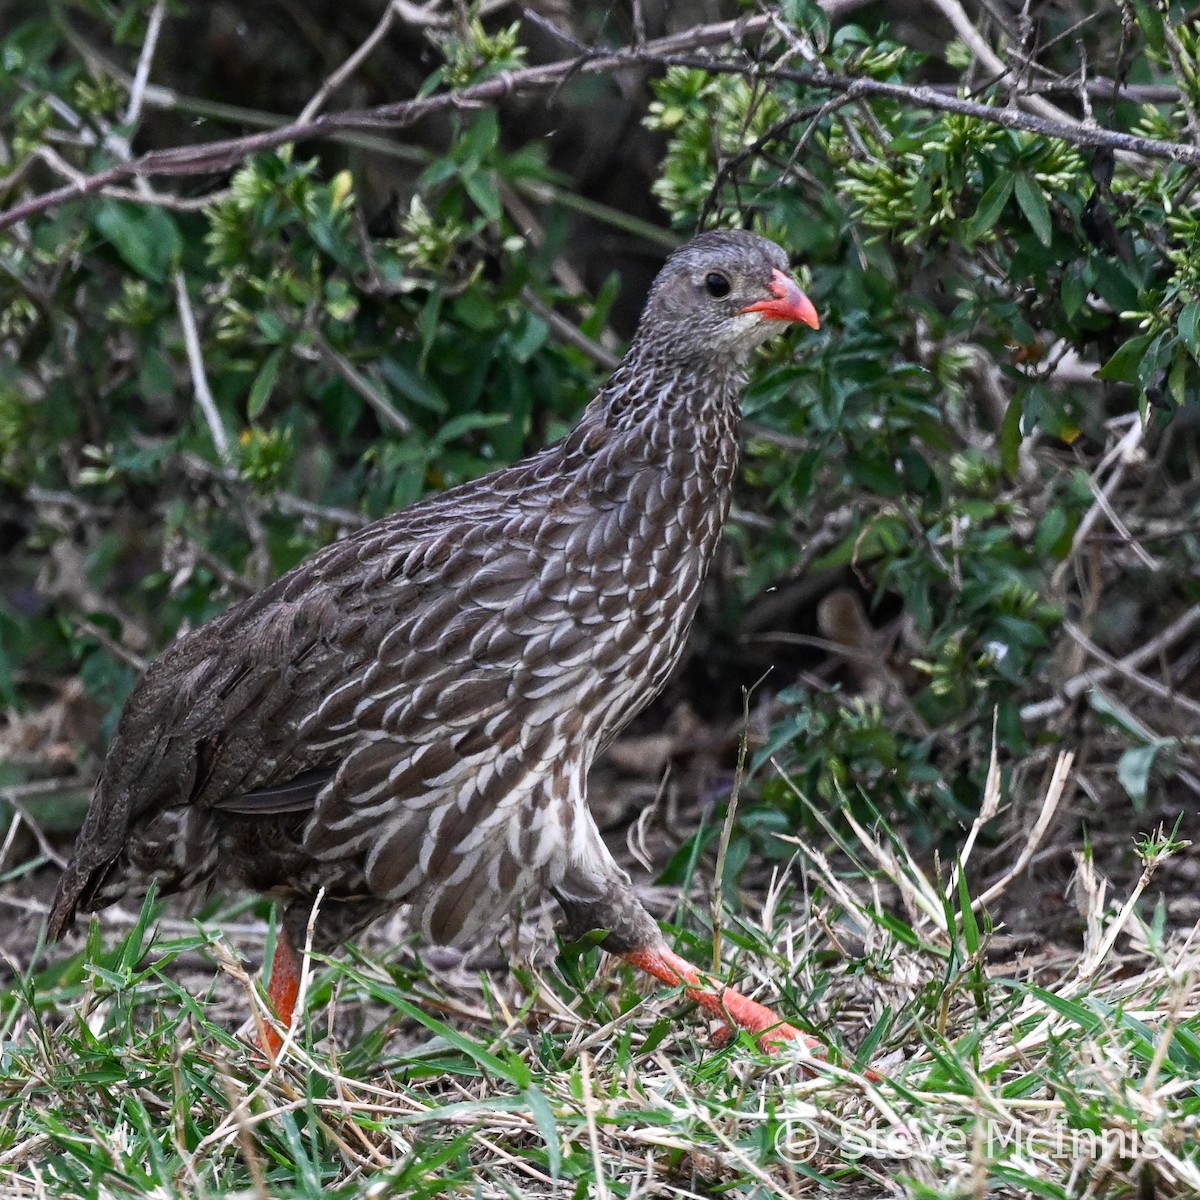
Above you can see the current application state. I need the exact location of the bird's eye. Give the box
[704,272,731,298]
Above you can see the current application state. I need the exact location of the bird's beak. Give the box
[739,268,820,329]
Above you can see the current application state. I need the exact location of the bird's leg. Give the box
[556,883,818,1054]
[621,941,818,1052]
[259,925,302,1059]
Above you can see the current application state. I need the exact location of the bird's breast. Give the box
[536,406,738,744]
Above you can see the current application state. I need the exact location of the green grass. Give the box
[2,757,1199,1199]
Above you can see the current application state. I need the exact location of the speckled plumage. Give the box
[48,231,815,979]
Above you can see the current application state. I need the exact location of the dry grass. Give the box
[1,749,1198,1199]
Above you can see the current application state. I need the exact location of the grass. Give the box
[2,751,1199,1199]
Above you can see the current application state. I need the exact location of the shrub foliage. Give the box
[2,0,1198,878]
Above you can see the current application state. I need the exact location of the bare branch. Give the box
[304,328,412,437]
[1021,603,1200,722]
[297,0,406,126]
[123,0,167,128]
[4,12,1196,234]
[174,270,232,461]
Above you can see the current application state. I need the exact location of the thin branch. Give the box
[174,270,232,461]
[1051,415,1145,590]
[297,0,404,126]
[304,327,412,436]
[1061,621,1200,721]
[1021,602,1200,722]
[1161,18,1200,148]
[700,94,852,225]
[70,614,148,672]
[701,61,1200,165]
[521,287,618,369]
[971,751,1073,912]
[123,0,166,128]
[270,491,368,529]
[0,14,773,230]
[922,0,1078,129]
[4,14,1197,234]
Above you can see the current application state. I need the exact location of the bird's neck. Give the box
[572,348,745,485]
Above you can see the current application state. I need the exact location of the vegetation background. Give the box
[1,0,1199,1196]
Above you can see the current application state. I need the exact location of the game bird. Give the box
[48,229,821,1056]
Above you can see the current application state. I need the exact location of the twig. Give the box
[1061,622,1200,720]
[273,888,324,1064]
[700,94,854,224]
[297,1,404,126]
[922,0,1077,129]
[5,15,1200,234]
[1075,838,1169,984]
[1160,19,1200,148]
[174,270,232,461]
[0,14,771,230]
[1051,416,1145,590]
[946,711,1003,902]
[0,781,86,871]
[521,287,618,370]
[1021,602,1200,721]
[270,491,368,529]
[578,1051,611,1200]
[711,681,758,970]
[70,614,148,672]
[305,328,412,436]
[123,0,166,128]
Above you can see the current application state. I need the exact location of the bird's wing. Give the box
[51,446,630,937]
[212,766,337,814]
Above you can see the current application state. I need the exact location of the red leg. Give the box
[259,926,302,1059]
[621,943,819,1053]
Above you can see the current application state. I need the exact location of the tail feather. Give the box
[46,855,115,942]
[46,867,86,942]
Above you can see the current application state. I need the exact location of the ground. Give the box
[2,671,1198,1199]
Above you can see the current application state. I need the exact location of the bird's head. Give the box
[638,229,820,366]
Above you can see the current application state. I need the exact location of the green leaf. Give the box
[1169,346,1188,406]
[463,169,502,222]
[458,110,499,166]
[1096,332,1154,384]
[1020,984,1104,1032]
[847,453,903,496]
[875,909,921,947]
[255,309,287,343]
[1117,739,1172,808]
[92,200,182,283]
[1088,689,1157,742]
[1179,301,1200,357]
[1129,0,1166,52]
[432,410,509,448]
[508,313,548,363]
[1035,506,1071,559]
[388,994,530,1086]
[247,349,282,421]
[957,862,980,955]
[1061,267,1087,319]
[969,174,1013,239]
[999,391,1023,478]
[137,347,174,402]
[1014,174,1052,246]
[1093,259,1141,311]
[381,357,448,414]
[781,0,831,44]
[522,1088,562,1178]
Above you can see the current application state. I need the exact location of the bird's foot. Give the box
[620,943,821,1057]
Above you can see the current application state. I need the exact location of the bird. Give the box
[47,229,821,1057]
